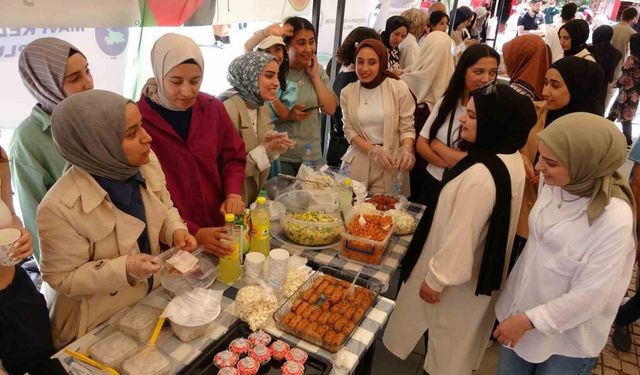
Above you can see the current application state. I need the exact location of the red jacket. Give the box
[138,93,246,231]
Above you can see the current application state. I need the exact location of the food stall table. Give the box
[271,202,425,293]
[53,277,396,375]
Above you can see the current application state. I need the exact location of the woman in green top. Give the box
[275,16,337,175]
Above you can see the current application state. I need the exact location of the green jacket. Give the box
[9,105,66,264]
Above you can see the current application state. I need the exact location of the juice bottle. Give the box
[249,196,270,256]
[339,177,353,212]
[235,209,251,256]
[219,213,241,285]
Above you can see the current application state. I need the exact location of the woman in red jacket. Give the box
[138,33,246,256]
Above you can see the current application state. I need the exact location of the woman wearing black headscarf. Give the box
[588,25,623,110]
[608,33,640,145]
[451,6,478,61]
[558,19,595,61]
[384,84,536,375]
[380,16,412,72]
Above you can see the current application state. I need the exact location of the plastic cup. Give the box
[267,248,289,293]
[0,228,22,266]
[244,252,266,285]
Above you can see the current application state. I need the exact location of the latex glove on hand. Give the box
[195,227,233,257]
[126,253,161,282]
[8,228,33,263]
[369,145,396,171]
[263,132,296,157]
[397,144,415,171]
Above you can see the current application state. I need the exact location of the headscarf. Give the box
[380,16,412,49]
[403,84,536,295]
[545,56,605,126]
[355,39,399,89]
[18,37,84,114]
[451,6,475,31]
[226,52,278,107]
[51,90,138,180]
[503,35,550,100]
[400,8,428,37]
[559,19,590,57]
[539,113,634,225]
[141,33,204,111]
[587,25,622,83]
[400,31,455,107]
[631,33,640,56]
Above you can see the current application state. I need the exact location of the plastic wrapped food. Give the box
[213,350,240,368]
[389,209,416,235]
[229,338,251,356]
[235,284,278,331]
[89,331,138,368]
[121,348,170,375]
[269,340,290,361]
[284,348,308,364]
[248,330,271,347]
[166,288,222,342]
[281,361,305,375]
[218,367,239,375]
[116,305,162,342]
[248,344,271,365]
[236,357,259,375]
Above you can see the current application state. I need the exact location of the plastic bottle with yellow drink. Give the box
[219,213,241,285]
[249,196,270,256]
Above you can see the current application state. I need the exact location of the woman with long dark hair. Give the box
[414,44,500,206]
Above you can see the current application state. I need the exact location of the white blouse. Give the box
[495,182,635,362]
[357,85,384,145]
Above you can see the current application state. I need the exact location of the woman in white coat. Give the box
[340,38,415,195]
[383,84,537,375]
[494,113,635,374]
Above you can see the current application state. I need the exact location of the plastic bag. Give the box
[235,280,278,331]
[163,288,222,326]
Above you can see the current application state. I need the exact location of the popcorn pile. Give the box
[235,284,278,330]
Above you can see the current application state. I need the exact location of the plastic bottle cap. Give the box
[256,196,267,205]
[224,213,235,222]
[259,190,268,197]
[344,178,352,186]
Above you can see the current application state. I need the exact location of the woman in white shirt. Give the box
[494,113,635,374]
[414,44,500,206]
[341,39,415,195]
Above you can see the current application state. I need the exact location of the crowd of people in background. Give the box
[1,2,640,375]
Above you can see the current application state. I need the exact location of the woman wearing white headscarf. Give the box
[138,33,246,257]
[39,90,196,349]
[219,52,295,203]
[10,37,94,264]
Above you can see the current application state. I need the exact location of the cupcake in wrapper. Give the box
[248,344,271,365]
[248,330,272,347]
[269,340,290,361]
[236,357,259,375]
[281,361,305,375]
[218,367,239,375]
[284,348,308,364]
[229,338,251,356]
[214,350,239,369]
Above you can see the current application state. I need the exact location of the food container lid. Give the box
[89,331,138,367]
[121,348,170,375]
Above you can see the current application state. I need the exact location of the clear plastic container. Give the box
[121,348,170,375]
[89,331,138,369]
[341,213,394,265]
[170,320,214,342]
[116,305,162,343]
[158,247,218,296]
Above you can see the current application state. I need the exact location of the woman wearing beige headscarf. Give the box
[398,8,429,71]
[137,33,246,257]
[494,113,635,374]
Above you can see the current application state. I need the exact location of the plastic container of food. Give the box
[121,348,171,375]
[165,288,222,342]
[273,267,380,353]
[116,305,163,343]
[341,213,394,265]
[157,247,218,296]
[280,211,342,247]
[89,331,138,369]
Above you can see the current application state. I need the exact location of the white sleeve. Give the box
[248,145,271,172]
[419,99,443,139]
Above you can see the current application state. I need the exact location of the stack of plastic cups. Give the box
[244,252,265,285]
[267,248,289,299]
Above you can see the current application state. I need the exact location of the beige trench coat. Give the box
[38,152,186,349]
[223,94,273,204]
[341,78,415,196]
[383,152,525,375]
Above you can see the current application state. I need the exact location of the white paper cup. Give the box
[244,252,266,285]
[267,248,289,292]
[0,228,22,266]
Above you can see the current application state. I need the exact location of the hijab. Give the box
[451,6,474,31]
[400,31,455,107]
[355,39,399,89]
[539,113,634,225]
[559,19,590,57]
[18,37,84,114]
[226,52,278,107]
[141,33,204,111]
[51,90,138,180]
[587,25,623,83]
[403,84,537,296]
[380,16,412,49]
[400,8,429,37]
[503,35,550,100]
[545,56,605,126]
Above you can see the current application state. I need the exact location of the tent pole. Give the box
[312,0,322,32]
[493,0,505,49]
[323,0,346,159]
[449,0,459,37]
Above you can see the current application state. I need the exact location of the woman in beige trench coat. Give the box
[38,90,196,349]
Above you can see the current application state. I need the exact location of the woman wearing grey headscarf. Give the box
[38,90,196,349]
[10,37,94,265]
[220,52,295,203]
[138,33,246,258]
